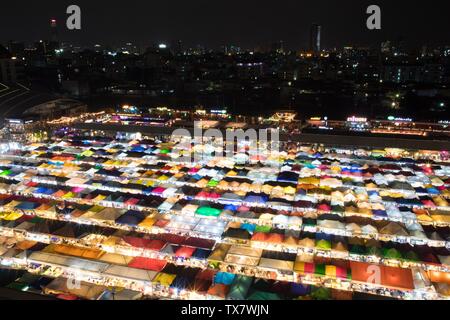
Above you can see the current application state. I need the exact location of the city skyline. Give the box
[1,0,450,49]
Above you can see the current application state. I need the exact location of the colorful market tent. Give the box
[128,257,167,272]
[195,206,222,217]
[227,275,253,300]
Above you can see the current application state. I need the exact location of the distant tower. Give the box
[50,19,58,43]
[310,24,321,55]
[176,40,183,54]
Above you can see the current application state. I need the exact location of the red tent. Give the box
[154,219,170,228]
[158,233,187,245]
[196,269,217,281]
[123,236,166,251]
[26,181,39,187]
[175,246,196,258]
[125,198,140,206]
[183,237,215,249]
[128,257,167,272]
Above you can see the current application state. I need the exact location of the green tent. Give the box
[208,261,221,269]
[247,290,281,300]
[207,179,219,187]
[0,170,12,176]
[316,239,331,250]
[350,245,367,255]
[227,276,253,300]
[254,225,271,233]
[331,205,345,213]
[383,248,402,259]
[5,282,29,291]
[403,251,419,262]
[302,219,317,227]
[195,206,222,217]
[311,287,331,300]
[314,264,326,276]
[29,216,44,224]
[346,269,352,280]
[366,246,381,257]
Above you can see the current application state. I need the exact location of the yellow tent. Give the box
[152,273,176,287]
[139,216,157,228]
[227,170,238,177]
[1,212,23,221]
[51,244,105,260]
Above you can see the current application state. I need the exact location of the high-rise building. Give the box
[176,40,184,54]
[7,41,25,59]
[0,45,18,83]
[49,19,60,54]
[272,40,284,54]
[310,24,321,55]
[50,19,58,42]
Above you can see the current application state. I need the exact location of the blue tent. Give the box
[244,195,267,204]
[143,188,154,195]
[315,232,333,241]
[192,248,211,259]
[427,187,440,195]
[43,188,55,195]
[224,204,238,212]
[313,153,322,158]
[290,283,311,296]
[35,187,49,194]
[277,171,299,183]
[131,146,146,153]
[48,161,63,166]
[240,223,256,233]
[16,202,40,210]
[214,272,236,286]
[373,210,388,218]
[415,187,428,194]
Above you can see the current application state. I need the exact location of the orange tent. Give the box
[427,270,450,285]
[207,283,229,298]
[381,266,415,290]
[251,233,269,242]
[350,261,414,290]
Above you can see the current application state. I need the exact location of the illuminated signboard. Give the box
[7,119,22,124]
[347,116,367,122]
[210,109,227,115]
[388,116,413,122]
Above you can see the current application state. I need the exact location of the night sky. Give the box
[1,0,450,49]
